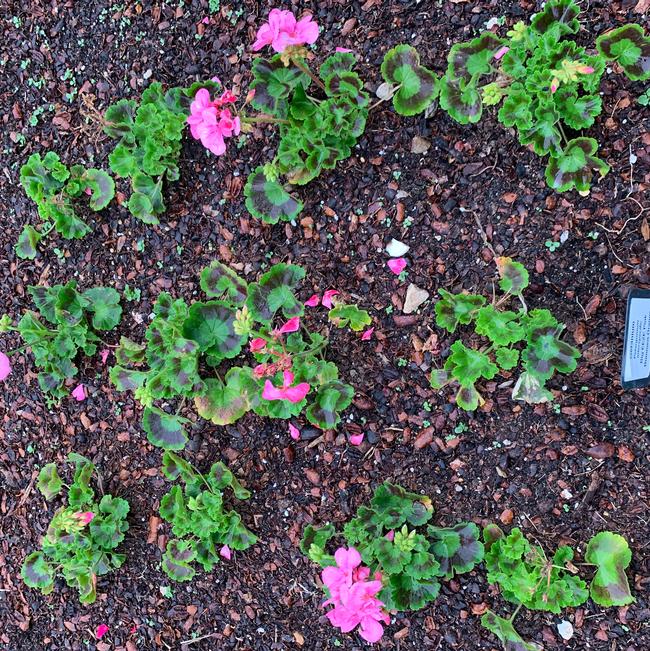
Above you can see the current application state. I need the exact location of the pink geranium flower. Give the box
[0,352,11,381]
[361,327,374,341]
[322,290,339,309]
[322,547,389,643]
[262,371,310,403]
[289,423,301,440]
[74,511,95,525]
[305,294,320,307]
[187,88,241,156]
[250,337,267,352]
[96,624,109,639]
[252,9,319,53]
[71,384,86,401]
[278,317,300,334]
[387,258,407,275]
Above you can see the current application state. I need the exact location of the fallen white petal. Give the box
[386,238,410,257]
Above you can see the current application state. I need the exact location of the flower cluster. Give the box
[187,88,241,156]
[252,8,319,53]
[321,547,389,643]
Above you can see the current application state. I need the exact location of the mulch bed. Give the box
[0,1,648,649]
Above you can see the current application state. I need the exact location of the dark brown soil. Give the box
[0,1,648,650]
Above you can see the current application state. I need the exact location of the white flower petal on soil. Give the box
[385,239,410,257]
[403,284,429,314]
[557,620,574,641]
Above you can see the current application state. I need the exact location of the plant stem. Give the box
[241,115,289,125]
[291,57,326,92]
[368,84,402,111]
[509,603,524,623]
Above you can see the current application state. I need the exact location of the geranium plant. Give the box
[436,0,650,193]
[18,152,114,258]
[158,451,256,582]
[21,453,130,605]
[301,482,485,642]
[429,258,580,410]
[481,525,634,650]
[110,260,368,450]
[103,80,218,224]
[0,282,122,404]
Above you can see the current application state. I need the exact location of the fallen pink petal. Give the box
[349,433,364,446]
[201,17,210,25]
[494,46,509,60]
[278,316,300,334]
[361,327,374,341]
[387,258,407,275]
[96,624,109,639]
[0,352,11,381]
[335,47,353,53]
[100,349,110,365]
[71,384,86,401]
[289,423,301,440]
[305,293,320,307]
[322,289,339,308]
[219,545,232,560]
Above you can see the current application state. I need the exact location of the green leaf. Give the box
[162,539,196,582]
[495,347,520,371]
[244,166,303,224]
[82,287,122,331]
[519,105,563,157]
[429,369,450,389]
[21,552,55,593]
[108,143,137,177]
[182,301,245,359]
[556,92,602,130]
[446,32,505,84]
[16,225,43,259]
[596,23,650,82]
[300,524,336,556]
[531,0,580,37]
[110,365,148,391]
[370,483,433,529]
[512,371,554,404]
[445,341,498,387]
[545,137,610,194]
[50,200,91,239]
[381,45,439,116]
[483,524,505,551]
[142,406,188,450]
[498,84,534,131]
[439,76,482,124]
[374,537,409,573]
[585,532,634,607]
[328,304,371,331]
[161,450,197,485]
[475,306,525,346]
[382,574,440,611]
[250,56,308,118]
[320,52,357,79]
[323,70,369,108]
[114,336,146,365]
[428,522,484,579]
[207,461,251,500]
[54,283,85,325]
[305,380,354,430]
[195,369,255,426]
[246,263,305,324]
[37,463,63,500]
[127,191,158,224]
[132,173,164,215]
[496,258,529,295]
[406,550,441,580]
[481,611,542,651]
[104,99,137,141]
[455,384,483,411]
[83,169,115,210]
[200,261,248,304]
[434,289,485,333]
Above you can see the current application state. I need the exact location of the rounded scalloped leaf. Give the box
[382,574,440,611]
[323,70,369,108]
[110,365,148,392]
[37,463,63,501]
[430,368,450,389]
[16,225,43,260]
[439,76,482,125]
[585,531,634,607]
[428,522,484,579]
[455,384,483,411]
[446,32,505,84]
[200,261,248,304]
[21,552,55,593]
[545,137,610,193]
[481,611,543,651]
[380,44,439,116]
[498,85,533,131]
[103,99,137,142]
[496,257,529,295]
[531,0,581,37]
[495,347,520,371]
[246,263,305,324]
[82,287,123,331]
[320,52,357,79]
[142,406,188,450]
[250,56,309,118]
[84,169,115,211]
[555,91,602,130]
[475,306,525,346]
[244,167,303,224]
[181,300,245,359]
[519,106,563,157]
[596,23,650,82]
[327,304,371,331]
[305,380,354,430]
[162,539,196,582]
[512,371,554,404]
[434,289,485,333]
[127,191,158,224]
[195,372,254,426]
[445,340,499,387]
